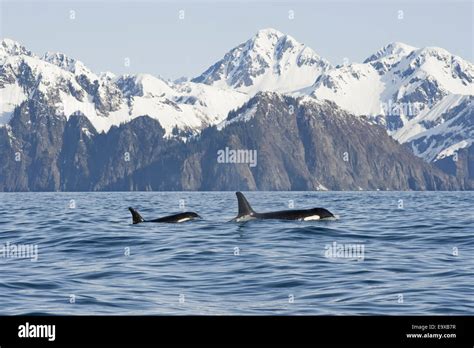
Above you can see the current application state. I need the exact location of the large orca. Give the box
[128,207,201,224]
[232,192,334,222]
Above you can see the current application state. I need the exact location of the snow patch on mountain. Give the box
[0,83,26,124]
[364,42,417,70]
[117,73,175,98]
[435,140,472,161]
[217,103,257,130]
[311,63,384,115]
[395,94,473,162]
[394,94,467,143]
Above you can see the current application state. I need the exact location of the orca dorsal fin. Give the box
[128,207,145,224]
[236,192,256,218]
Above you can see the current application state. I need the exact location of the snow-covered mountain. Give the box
[306,42,473,164]
[1,32,473,169]
[0,39,247,136]
[394,94,473,161]
[0,29,331,136]
[192,28,331,94]
[309,42,472,124]
[0,31,473,191]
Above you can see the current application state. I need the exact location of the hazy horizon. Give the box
[1,0,472,80]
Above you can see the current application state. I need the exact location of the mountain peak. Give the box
[42,51,80,71]
[254,28,285,39]
[250,28,287,51]
[40,51,97,79]
[364,42,417,63]
[129,73,174,97]
[192,28,330,94]
[384,41,417,54]
[0,38,32,57]
[416,46,452,58]
[1,38,21,47]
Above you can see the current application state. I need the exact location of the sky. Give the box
[0,0,472,80]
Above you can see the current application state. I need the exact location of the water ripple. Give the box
[0,191,472,315]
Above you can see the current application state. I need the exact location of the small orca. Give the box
[128,207,201,224]
[232,192,334,222]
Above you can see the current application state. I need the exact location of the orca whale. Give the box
[128,207,201,224]
[232,192,334,222]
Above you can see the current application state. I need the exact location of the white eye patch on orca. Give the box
[303,215,321,221]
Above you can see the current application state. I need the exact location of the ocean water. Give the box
[0,191,472,315]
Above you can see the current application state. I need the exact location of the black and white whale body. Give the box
[129,207,201,224]
[232,192,334,222]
